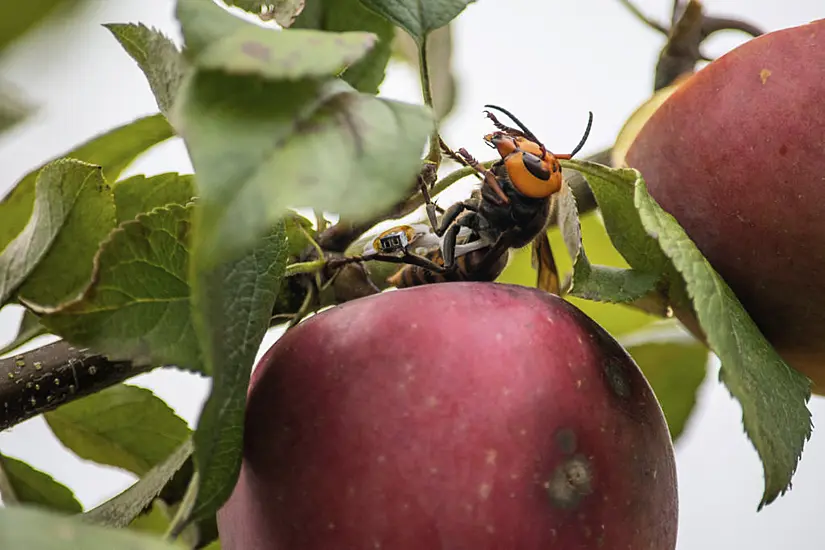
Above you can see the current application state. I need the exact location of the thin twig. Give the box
[617,0,764,91]
[284,259,326,277]
[671,0,684,28]
[702,16,763,38]
[617,0,669,34]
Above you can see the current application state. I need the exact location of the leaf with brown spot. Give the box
[177,0,376,81]
[294,0,396,94]
[172,73,432,267]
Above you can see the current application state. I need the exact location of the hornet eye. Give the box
[522,153,551,181]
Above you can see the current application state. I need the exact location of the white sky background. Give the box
[0,1,823,548]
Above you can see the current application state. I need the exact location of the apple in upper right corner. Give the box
[624,18,825,392]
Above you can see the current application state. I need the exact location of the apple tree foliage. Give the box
[0,0,813,547]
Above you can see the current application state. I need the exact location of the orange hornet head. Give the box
[483,133,562,198]
[482,105,594,199]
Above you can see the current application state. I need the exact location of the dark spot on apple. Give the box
[241,41,271,62]
[778,144,788,156]
[555,428,577,454]
[545,455,594,510]
[603,358,631,399]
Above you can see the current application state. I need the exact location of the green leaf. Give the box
[556,179,659,303]
[0,454,82,513]
[358,0,475,44]
[0,160,116,308]
[621,326,708,441]
[0,83,33,134]
[224,0,305,27]
[561,160,669,275]
[0,0,85,52]
[283,211,315,257]
[0,505,184,550]
[633,173,813,508]
[567,290,662,340]
[175,0,251,56]
[0,309,47,357]
[114,173,196,225]
[196,28,375,81]
[172,72,431,266]
[570,263,660,303]
[293,0,395,94]
[0,113,175,253]
[187,221,288,521]
[37,204,203,372]
[84,439,193,528]
[125,497,201,547]
[177,0,376,78]
[104,24,188,117]
[127,500,173,535]
[556,179,584,265]
[44,384,191,476]
[190,12,372,80]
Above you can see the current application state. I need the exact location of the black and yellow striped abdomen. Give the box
[386,246,509,289]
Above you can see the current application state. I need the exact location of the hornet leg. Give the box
[457,147,510,206]
[441,211,493,269]
[429,198,478,237]
[483,110,525,138]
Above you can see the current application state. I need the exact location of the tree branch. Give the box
[701,16,763,40]
[616,0,764,91]
[0,340,152,431]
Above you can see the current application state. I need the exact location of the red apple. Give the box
[625,19,825,390]
[216,282,678,549]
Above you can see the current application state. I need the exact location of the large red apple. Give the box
[216,283,678,549]
[625,19,825,390]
